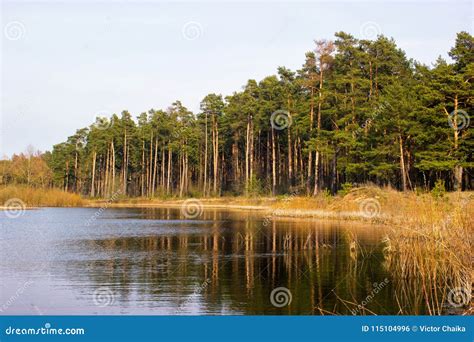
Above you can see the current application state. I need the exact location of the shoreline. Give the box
[0,200,389,223]
[1,188,471,225]
[0,204,392,225]
[86,198,391,223]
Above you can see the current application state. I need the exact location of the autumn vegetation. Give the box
[0,32,472,315]
[2,31,471,204]
[0,185,83,207]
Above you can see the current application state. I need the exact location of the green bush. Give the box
[338,182,353,196]
[322,189,332,199]
[431,179,446,198]
[247,175,264,197]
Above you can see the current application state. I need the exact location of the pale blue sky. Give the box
[1,0,472,157]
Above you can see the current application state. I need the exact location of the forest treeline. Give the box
[2,31,473,198]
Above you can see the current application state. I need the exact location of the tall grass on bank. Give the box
[381,193,473,315]
[0,186,84,207]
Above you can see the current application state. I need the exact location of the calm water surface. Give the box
[0,207,421,315]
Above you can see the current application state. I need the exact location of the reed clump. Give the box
[0,186,84,207]
[382,193,473,315]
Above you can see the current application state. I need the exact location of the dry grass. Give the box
[265,186,472,220]
[0,186,84,207]
[381,195,472,315]
[90,186,473,225]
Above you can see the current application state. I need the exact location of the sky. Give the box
[1,0,472,157]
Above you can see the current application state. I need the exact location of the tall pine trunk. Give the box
[167,146,172,195]
[111,140,115,194]
[313,60,324,196]
[90,150,96,197]
[204,112,208,196]
[307,87,314,193]
[271,127,276,195]
[399,135,407,192]
[122,130,127,195]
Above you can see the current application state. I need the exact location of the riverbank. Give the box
[86,187,473,224]
[1,185,473,224]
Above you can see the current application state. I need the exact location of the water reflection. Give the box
[0,208,430,315]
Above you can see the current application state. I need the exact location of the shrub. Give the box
[431,179,446,198]
[338,182,353,196]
